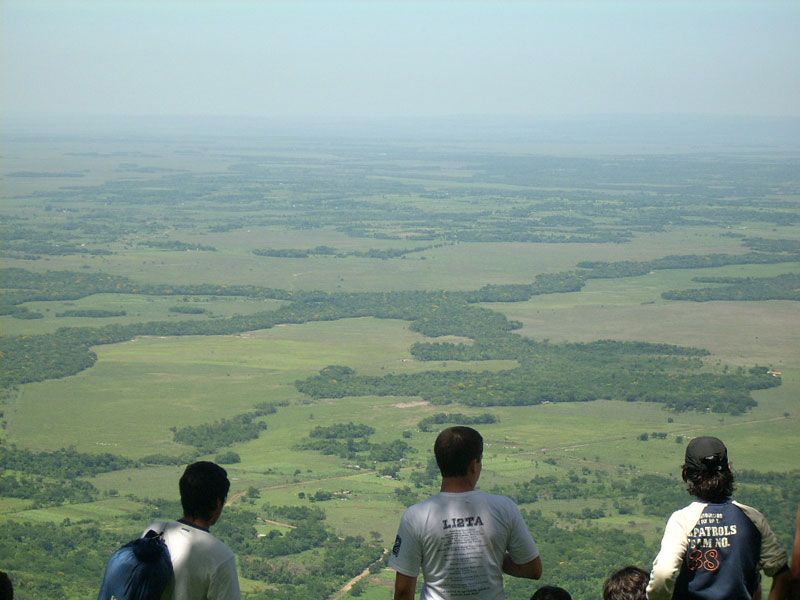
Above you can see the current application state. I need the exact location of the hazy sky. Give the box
[2,0,799,119]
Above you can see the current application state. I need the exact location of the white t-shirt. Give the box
[145,520,241,600]
[388,491,539,600]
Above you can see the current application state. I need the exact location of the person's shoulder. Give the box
[472,491,524,513]
[479,490,517,504]
[731,500,769,523]
[673,501,705,517]
[731,499,762,513]
[209,533,236,560]
[403,493,440,514]
[143,519,176,535]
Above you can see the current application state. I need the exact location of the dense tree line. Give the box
[168,305,207,314]
[0,474,98,507]
[662,272,800,302]
[417,412,498,432]
[309,421,375,439]
[297,359,772,416]
[578,251,800,279]
[254,244,443,259]
[139,240,216,251]
[742,237,800,253]
[56,309,127,318]
[1,445,134,478]
[0,267,298,307]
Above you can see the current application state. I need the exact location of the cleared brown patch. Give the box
[393,400,430,409]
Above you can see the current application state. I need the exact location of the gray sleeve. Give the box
[507,501,539,564]
[734,502,789,577]
[388,510,422,578]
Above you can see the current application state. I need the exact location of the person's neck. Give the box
[440,476,476,493]
[179,515,212,531]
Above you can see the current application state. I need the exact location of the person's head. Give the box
[0,571,13,600]
[681,436,734,503]
[434,426,483,478]
[603,566,648,600]
[531,585,572,600]
[179,461,230,523]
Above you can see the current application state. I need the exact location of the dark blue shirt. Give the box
[674,500,761,599]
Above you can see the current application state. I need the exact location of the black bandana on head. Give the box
[685,436,728,472]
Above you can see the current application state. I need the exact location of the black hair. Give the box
[179,461,230,521]
[603,566,649,600]
[531,585,572,600]
[0,571,12,600]
[682,465,735,503]
[434,426,483,478]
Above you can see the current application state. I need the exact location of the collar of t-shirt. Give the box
[178,518,209,533]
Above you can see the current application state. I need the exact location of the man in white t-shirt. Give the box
[389,426,542,600]
[146,461,241,600]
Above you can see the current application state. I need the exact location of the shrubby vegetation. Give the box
[296,421,414,465]
[216,504,384,599]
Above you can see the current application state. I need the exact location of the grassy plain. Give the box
[2,134,799,598]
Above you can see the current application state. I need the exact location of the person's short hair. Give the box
[179,461,230,521]
[531,584,572,600]
[682,436,734,503]
[434,426,483,478]
[603,566,649,600]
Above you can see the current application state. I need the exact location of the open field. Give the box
[2,133,799,598]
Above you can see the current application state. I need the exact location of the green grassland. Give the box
[2,136,799,599]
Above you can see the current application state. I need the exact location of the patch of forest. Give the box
[254,243,446,259]
[0,499,383,600]
[662,272,800,302]
[4,151,799,259]
[56,309,127,318]
[577,251,800,279]
[295,421,415,477]
[172,402,281,454]
[0,268,780,413]
[138,240,217,251]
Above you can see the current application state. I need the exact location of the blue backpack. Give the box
[97,529,173,600]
